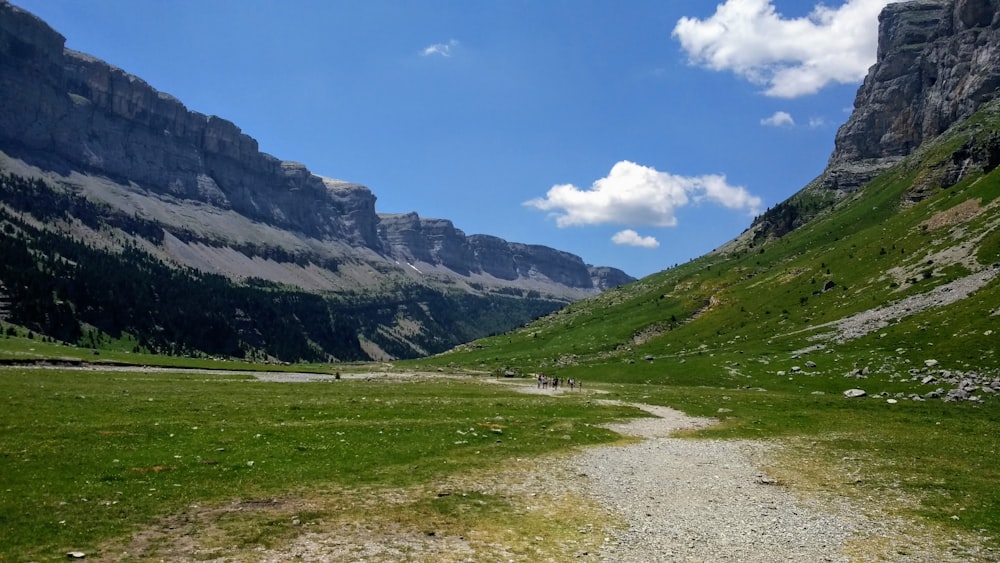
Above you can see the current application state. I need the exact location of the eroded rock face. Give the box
[0,0,635,294]
[376,214,634,290]
[825,0,1000,190]
[589,266,636,291]
[378,213,476,275]
[0,1,381,246]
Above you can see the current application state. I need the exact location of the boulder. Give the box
[944,388,970,402]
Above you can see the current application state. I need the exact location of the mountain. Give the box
[418,1,1000,545]
[743,0,1000,243]
[0,1,633,361]
[427,0,1000,403]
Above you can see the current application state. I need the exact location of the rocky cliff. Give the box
[377,213,633,290]
[823,0,1000,191]
[0,0,632,296]
[0,3,382,247]
[729,0,1000,250]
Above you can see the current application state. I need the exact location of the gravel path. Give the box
[577,401,859,562]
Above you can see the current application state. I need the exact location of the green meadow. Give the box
[0,363,639,561]
[2,355,999,560]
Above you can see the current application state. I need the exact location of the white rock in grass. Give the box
[843,388,867,398]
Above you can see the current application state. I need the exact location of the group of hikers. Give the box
[535,373,580,391]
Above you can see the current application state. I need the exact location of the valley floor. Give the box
[251,376,988,562]
[86,372,987,562]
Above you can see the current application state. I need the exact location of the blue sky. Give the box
[14,0,902,279]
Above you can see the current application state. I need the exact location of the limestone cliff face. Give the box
[1,2,382,246]
[0,1,634,296]
[824,0,1000,190]
[378,214,633,290]
[378,213,476,275]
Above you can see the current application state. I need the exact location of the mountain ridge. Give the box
[0,0,632,294]
[0,0,633,361]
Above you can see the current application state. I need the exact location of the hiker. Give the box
[569,378,575,390]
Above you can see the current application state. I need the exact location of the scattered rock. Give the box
[755,474,778,485]
[844,367,869,379]
[843,389,867,398]
[944,389,970,402]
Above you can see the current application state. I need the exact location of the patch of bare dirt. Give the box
[96,462,611,562]
[921,198,983,230]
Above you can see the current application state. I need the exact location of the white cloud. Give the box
[808,116,827,128]
[761,110,795,127]
[694,174,764,212]
[612,229,660,248]
[673,0,903,97]
[420,39,459,57]
[524,160,762,228]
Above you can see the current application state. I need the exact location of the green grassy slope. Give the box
[421,102,1000,385]
[411,102,1000,551]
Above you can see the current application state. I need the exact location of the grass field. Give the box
[0,328,336,373]
[0,364,640,561]
[2,334,999,559]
